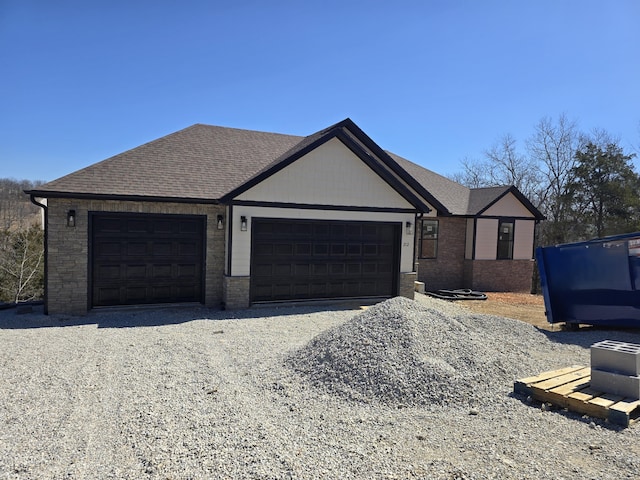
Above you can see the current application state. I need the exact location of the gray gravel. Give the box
[1,295,639,479]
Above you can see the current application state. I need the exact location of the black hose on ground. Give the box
[425,289,488,301]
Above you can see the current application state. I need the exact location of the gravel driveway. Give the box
[1,295,639,479]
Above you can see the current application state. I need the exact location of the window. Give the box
[420,219,439,258]
[497,219,514,259]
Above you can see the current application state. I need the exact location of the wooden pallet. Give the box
[514,366,640,427]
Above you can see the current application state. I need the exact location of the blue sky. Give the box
[1,0,639,182]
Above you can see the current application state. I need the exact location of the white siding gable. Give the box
[482,192,534,218]
[235,138,414,209]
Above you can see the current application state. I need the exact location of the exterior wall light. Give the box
[240,216,248,232]
[217,214,224,230]
[405,221,413,235]
[67,209,76,228]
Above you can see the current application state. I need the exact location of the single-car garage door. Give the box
[91,213,205,307]
[251,218,399,303]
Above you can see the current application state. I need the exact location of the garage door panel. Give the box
[96,241,122,256]
[153,219,174,233]
[97,264,121,280]
[178,242,199,256]
[91,213,205,307]
[294,264,310,275]
[152,264,172,278]
[314,244,329,255]
[126,264,147,279]
[125,286,148,302]
[313,264,328,275]
[347,263,361,274]
[94,217,122,233]
[95,287,120,304]
[255,244,273,256]
[127,219,149,233]
[177,264,197,278]
[310,283,327,296]
[296,244,311,255]
[151,242,172,256]
[127,242,147,256]
[330,263,345,274]
[251,219,399,303]
[362,263,377,274]
[253,263,273,276]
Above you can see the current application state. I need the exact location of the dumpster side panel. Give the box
[536,233,640,327]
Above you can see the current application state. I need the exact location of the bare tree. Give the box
[526,114,580,244]
[0,178,43,230]
[449,156,490,188]
[451,135,542,203]
[483,134,541,203]
[0,225,44,303]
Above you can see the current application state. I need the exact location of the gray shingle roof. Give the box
[33,124,303,201]
[386,152,471,215]
[27,120,543,219]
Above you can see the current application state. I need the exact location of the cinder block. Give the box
[591,340,640,376]
[590,368,640,400]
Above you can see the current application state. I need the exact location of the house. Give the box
[26,119,544,315]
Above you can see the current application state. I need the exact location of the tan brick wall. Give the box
[398,272,416,300]
[416,217,467,291]
[463,259,534,292]
[222,276,250,309]
[46,199,225,315]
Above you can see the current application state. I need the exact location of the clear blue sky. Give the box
[1,0,639,182]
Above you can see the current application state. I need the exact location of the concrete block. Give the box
[591,340,640,376]
[590,368,640,400]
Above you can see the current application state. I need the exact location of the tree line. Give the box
[0,178,44,303]
[450,114,640,246]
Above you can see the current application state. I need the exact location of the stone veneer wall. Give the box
[416,217,467,291]
[398,272,416,300]
[463,259,534,292]
[222,276,250,309]
[45,198,226,315]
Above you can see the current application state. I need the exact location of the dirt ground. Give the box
[451,292,554,330]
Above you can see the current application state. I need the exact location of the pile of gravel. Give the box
[286,296,556,407]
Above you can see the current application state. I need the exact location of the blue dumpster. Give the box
[536,232,640,327]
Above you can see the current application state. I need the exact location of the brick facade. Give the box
[415,217,534,293]
[222,276,250,309]
[44,198,531,314]
[45,199,226,315]
[398,272,416,300]
[416,217,467,291]
[463,259,534,292]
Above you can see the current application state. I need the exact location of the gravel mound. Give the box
[287,296,554,406]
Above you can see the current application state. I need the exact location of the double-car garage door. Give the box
[91,213,205,307]
[90,213,400,308]
[251,218,400,302]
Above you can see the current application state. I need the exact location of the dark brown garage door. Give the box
[91,213,205,307]
[250,218,399,303]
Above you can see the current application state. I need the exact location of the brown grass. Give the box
[456,292,554,330]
